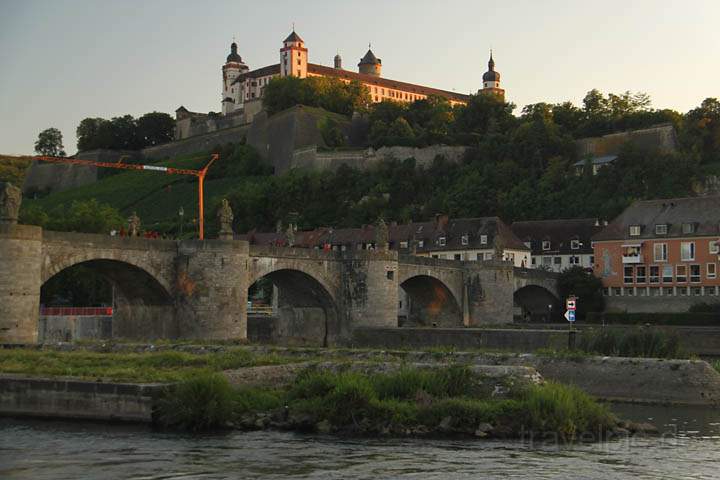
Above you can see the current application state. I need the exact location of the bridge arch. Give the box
[399,274,463,327]
[513,284,562,323]
[40,258,177,340]
[247,266,340,347]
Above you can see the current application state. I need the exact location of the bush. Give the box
[518,382,616,440]
[579,327,682,358]
[155,373,237,431]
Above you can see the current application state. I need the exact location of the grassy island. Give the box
[156,366,619,441]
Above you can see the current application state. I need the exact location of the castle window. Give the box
[297,59,301,65]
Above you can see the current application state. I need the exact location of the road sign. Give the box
[564,310,576,322]
[566,299,576,310]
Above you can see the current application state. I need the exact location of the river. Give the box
[1,404,719,479]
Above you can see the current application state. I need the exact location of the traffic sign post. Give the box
[565,295,578,349]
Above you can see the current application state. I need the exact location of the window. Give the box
[690,264,701,283]
[431,254,438,259]
[570,239,580,250]
[624,266,634,284]
[484,252,494,260]
[629,225,641,236]
[554,257,562,265]
[531,257,537,265]
[708,263,717,279]
[676,265,687,283]
[480,235,488,245]
[655,224,668,235]
[542,240,551,251]
[654,243,668,262]
[636,266,646,283]
[569,256,580,265]
[681,242,695,261]
[399,241,408,249]
[438,237,446,246]
[461,234,469,246]
[662,265,673,283]
[665,287,674,296]
[649,266,660,283]
[710,241,720,254]
[297,59,301,65]
[454,254,462,260]
[681,223,695,234]
[386,270,394,280]
[417,240,424,248]
[693,287,702,296]
[542,256,552,266]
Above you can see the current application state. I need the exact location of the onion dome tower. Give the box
[358,46,381,76]
[222,41,248,115]
[480,50,505,100]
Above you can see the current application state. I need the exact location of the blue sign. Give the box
[564,310,576,322]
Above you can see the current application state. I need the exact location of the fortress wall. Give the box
[141,123,251,161]
[576,124,678,158]
[291,145,469,172]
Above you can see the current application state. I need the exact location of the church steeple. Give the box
[481,49,504,100]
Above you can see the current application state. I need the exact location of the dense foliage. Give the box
[34,127,66,156]
[262,76,370,116]
[20,198,123,233]
[557,266,605,320]
[76,111,175,151]
[578,327,682,358]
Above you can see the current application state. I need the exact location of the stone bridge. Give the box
[0,224,559,345]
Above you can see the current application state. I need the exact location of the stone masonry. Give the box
[0,224,558,345]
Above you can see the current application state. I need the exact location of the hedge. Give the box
[584,312,720,326]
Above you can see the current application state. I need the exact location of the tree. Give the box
[137,112,175,146]
[76,117,108,151]
[682,97,720,164]
[34,128,66,156]
[557,266,605,320]
[46,199,124,234]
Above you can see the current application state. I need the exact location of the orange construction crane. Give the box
[32,154,219,240]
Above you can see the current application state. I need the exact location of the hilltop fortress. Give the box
[175,29,504,142]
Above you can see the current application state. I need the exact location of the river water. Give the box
[1,404,719,479]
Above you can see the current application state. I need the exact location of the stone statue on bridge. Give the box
[0,182,22,225]
[285,222,295,247]
[217,198,234,240]
[375,217,389,251]
[127,211,141,237]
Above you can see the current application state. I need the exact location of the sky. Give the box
[1,0,719,155]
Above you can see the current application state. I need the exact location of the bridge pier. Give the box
[175,240,248,340]
[342,251,399,334]
[0,225,43,343]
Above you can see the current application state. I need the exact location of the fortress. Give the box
[172,29,505,151]
[219,28,504,119]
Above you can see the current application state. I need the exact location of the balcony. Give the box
[622,254,643,264]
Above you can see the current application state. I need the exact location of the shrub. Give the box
[518,382,616,440]
[579,327,682,358]
[371,365,476,401]
[585,312,719,326]
[155,373,236,431]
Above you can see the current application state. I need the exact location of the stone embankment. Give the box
[0,374,163,422]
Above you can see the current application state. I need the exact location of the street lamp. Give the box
[179,206,184,238]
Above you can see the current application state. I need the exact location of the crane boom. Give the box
[32,154,219,240]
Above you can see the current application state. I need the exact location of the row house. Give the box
[239,215,530,268]
[511,218,605,273]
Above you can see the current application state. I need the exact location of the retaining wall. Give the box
[0,375,164,422]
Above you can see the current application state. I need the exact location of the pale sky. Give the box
[1,0,718,155]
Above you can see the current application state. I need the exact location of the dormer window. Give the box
[629,225,641,237]
[681,223,696,235]
[655,224,668,235]
[570,239,581,250]
[542,240,551,251]
[438,237,446,247]
[461,234,469,246]
[480,235,488,245]
[417,240,424,248]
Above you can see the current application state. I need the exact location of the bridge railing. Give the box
[40,307,113,316]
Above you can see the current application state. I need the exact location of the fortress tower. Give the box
[358,47,381,76]
[480,51,504,100]
[221,41,249,115]
[334,52,342,69]
[280,29,308,78]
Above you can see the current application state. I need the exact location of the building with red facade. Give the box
[592,196,720,312]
